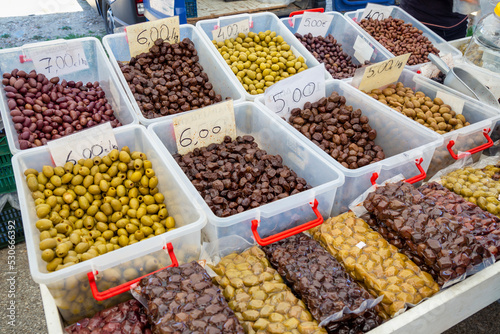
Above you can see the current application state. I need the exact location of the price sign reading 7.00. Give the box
[126,16,180,57]
[357,53,411,92]
[264,64,326,120]
[27,43,89,77]
[173,100,236,155]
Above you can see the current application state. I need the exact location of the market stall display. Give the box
[0,37,138,155]
[102,25,245,125]
[311,212,440,316]
[210,245,326,333]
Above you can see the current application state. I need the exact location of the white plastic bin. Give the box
[12,125,206,324]
[102,24,245,126]
[344,6,462,71]
[399,69,500,178]
[255,79,443,215]
[280,11,393,80]
[148,102,344,243]
[195,12,329,101]
[0,37,138,155]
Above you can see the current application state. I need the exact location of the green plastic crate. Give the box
[0,136,16,195]
[0,202,24,249]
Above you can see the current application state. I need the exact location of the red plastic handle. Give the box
[289,8,325,17]
[447,128,493,160]
[370,158,426,185]
[87,242,178,301]
[251,199,323,246]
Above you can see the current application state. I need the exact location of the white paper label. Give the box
[436,91,465,115]
[353,35,374,64]
[27,43,89,77]
[356,241,367,249]
[212,19,250,42]
[264,64,326,119]
[362,3,393,20]
[173,100,236,155]
[48,123,118,166]
[296,12,333,37]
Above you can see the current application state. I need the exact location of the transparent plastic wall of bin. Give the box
[344,6,462,71]
[12,125,206,324]
[396,69,500,179]
[255,79,443,215]
[102,24,245,126]
[195,12,330,101]
[0,37,139,155]
[147,101,345,244]
[280,11,393,81]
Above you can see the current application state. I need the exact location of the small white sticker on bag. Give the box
[356,241,367,249]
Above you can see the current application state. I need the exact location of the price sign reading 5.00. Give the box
[173,100,236,155]
[264,64,326,120]
[126,16,180,57]
[296,12,333,37]
[212,19,250,43]
[357,53,410,92]
[48,123,119,166]
[27,43,89,77]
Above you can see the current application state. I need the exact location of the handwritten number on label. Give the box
[272,81,316,114]
[65,140,118,164]
[364,10,385,20]
[212,20,250,42]
[36,51,88,75]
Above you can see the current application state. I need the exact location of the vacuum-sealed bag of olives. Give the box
[131,261,245,333]
[13,125,206,324]
[310,212,440,316]
[209,245,327,334]
[64,299,151,334]
[262,233,384,333]
[363,180,495,287]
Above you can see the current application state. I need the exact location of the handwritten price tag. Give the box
[296,12,333,37]
[126,16,180,57]
[264,64,326,120]
[212,19,250,42]
[173,100,236,155]
[357,53,410,92]
[362,3,393,20]
[27,43,89,77]
[48,123,118,166]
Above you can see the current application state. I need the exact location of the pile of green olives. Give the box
[25,146,176,272]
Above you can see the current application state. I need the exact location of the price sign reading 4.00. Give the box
[173,100,237,155]
[264,64,326,120]
[47,123,119,166]
[27,43,89,77]
[296,12,333,37]
[126,16,180,57]
[361,3,393,20]
[212,19,250,43]
[357,53,411,92]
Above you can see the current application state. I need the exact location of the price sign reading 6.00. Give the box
[27,43,89,77]
[173,100,236,155]
[264,64,326,120]
[126,16,180,57]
